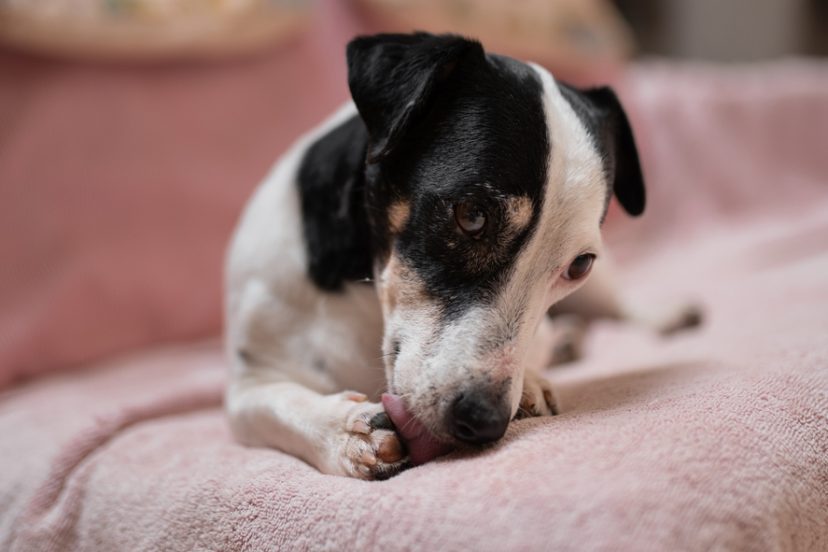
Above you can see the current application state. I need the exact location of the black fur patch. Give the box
[298,116,372,291]
[296,115,374,291]
[298,34,550,325]
[558,83,646,217]
[363,47,550,319]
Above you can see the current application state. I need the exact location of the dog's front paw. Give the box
[333,396,410,480]
[516,371,558,420]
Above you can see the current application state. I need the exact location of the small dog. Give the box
[225,33,697,479]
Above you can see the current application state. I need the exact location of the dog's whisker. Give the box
[398,417,420,435]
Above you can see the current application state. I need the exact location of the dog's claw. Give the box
[542,388,558,415]
[351,419,371,435]
[360,451,378,467]
[377,434,405,463]
[344,391,368,402]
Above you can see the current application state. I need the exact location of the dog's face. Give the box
[347,33,644,445]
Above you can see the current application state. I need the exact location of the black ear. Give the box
[346,33,484,163]
[560,84,646,217]
[583,87,645,216]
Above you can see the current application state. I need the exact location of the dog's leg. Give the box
[517,318,562,419]
[226,372,409,480]
[516,368,558,419]
[551,257,702,338]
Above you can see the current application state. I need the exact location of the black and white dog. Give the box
[225,33,695,479]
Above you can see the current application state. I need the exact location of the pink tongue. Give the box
[382,393,453,466]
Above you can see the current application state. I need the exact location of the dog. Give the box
[224,32,698,480]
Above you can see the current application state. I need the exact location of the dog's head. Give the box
[347,33,644,446]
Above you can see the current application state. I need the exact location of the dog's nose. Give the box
[448,389,511,444]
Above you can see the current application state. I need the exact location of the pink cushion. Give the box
[0,3,367,389]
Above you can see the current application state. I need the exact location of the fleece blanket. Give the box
[2,63,828,551]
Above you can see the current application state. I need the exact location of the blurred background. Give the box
[0,0,826,387]
[619,0,828,60]
[2,1,826,65]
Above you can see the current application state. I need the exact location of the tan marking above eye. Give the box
[505,196,532,232]
[388,202,410,234]
[378,252,429,316]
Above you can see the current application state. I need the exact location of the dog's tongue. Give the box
[381,393,453,466]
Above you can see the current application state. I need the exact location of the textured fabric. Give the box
[2,62,828,552]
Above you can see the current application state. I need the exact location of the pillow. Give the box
[355,0,633,84]
[0,13,362,388]
[0,0,310,61]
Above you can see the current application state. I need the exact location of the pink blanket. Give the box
[2,62,828,550]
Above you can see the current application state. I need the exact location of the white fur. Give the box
[225,102,402,477]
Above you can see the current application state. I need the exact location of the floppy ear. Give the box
[583,87,645,216]
[560,84,646,217]
[346,33,484,163]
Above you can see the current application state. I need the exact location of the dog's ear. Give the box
[560,84,646,217]
[583,87,645,216]
[347,33,484,163]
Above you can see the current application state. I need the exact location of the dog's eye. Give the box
[563,254,595,281]
[454,200,487,238]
